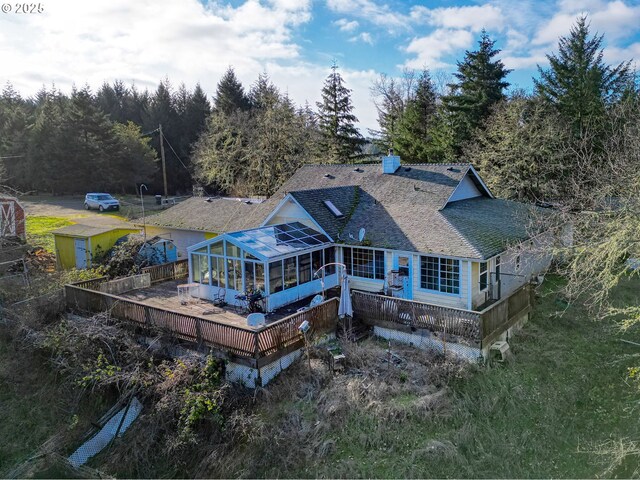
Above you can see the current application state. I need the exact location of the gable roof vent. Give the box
[323,200,344,218]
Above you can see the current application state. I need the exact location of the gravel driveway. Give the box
[19,195,136,227]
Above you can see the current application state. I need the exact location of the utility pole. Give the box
[139,184,148,242]
[159,123,168,198]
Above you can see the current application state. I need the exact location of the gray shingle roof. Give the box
[142,197,266,233]
[272,163,543,259]
[146,163,543,260]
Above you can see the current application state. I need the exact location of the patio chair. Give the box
[247,312,266,327]
[213,288,226,307]
[309,294,324,308]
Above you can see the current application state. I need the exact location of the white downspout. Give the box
[467,261,473,310]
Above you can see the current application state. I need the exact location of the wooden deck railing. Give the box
[64,284,339,368]
[478,283,532,347]
[141,259,188,284]
[255,298,339,365]
[352,291,482,344]
[353,283,533,349]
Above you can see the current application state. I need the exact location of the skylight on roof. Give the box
[323,200,343,218]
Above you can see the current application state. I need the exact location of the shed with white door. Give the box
[0,195,26,241]
[52,224,140,269]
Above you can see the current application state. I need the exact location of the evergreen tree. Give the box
[25,87,66,192]
[60,86,121,192]
[316,64,365,162]
[0,83,32,187]
[192,109,252,195]
[443,30,511,152]
[395,70,438,162]
[249,73,280,111]
[369,73,406,152]
[466,95,569,201]
[214,67,250,115]
[534,16,631,132]
[111,121,158,193]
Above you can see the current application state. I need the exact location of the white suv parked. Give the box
[84,193,120,212]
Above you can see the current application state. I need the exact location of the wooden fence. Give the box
[64,283,339,368]
[141,260,188,284]
[70,276,109,290]
[352,283,533,349]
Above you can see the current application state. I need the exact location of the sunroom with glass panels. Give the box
[187,222,338,312]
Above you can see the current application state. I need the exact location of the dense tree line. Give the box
[191,65,364,196]
[0,79,212,195]
[0,65,367,196]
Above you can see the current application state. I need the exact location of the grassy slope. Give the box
[26,216,74,252]
[265,276,640,478]
[1,276,638,477]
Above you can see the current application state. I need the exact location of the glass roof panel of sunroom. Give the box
[228,222,330,259]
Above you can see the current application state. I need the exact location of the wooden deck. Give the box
[118,280,254,329]
[116,280,340,330]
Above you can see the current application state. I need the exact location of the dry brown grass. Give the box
[183,338,472,479]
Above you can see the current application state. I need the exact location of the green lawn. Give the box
[26,216,74,252]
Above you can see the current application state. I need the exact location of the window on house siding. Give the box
[284,256,297,289]
[192,254,209,284]
[343,247,385,280]
[324,247,336,275]
[479,261,488,291]
[420,256,460,294]
[298,253,311,284]
[269,260,283,294]
[209,256,226,288]
[312,250,323,273]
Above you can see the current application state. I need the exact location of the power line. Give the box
[161,132,190,172]
[141,128,159,137]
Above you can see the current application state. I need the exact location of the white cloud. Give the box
[533,0,640,45]
[502,50,549,69]
[334,18,359,32]
[350,32,374,45]
[603,42,640,64]
[404,29,474,69]
[326,0,409,33]
[411,4,506,32]
[0,0,311,95]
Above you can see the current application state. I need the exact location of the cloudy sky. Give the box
[1,0,639,131]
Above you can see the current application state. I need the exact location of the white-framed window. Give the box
[479,261,488,291]
[343,247,385,280]
[420,256,460,295]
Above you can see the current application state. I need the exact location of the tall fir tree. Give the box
[316,64,365,162]
[214,67,250,115]
[443,30,511,153]
[534,16,631,133]
[369,73,406,153]
[395,70,438,162]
